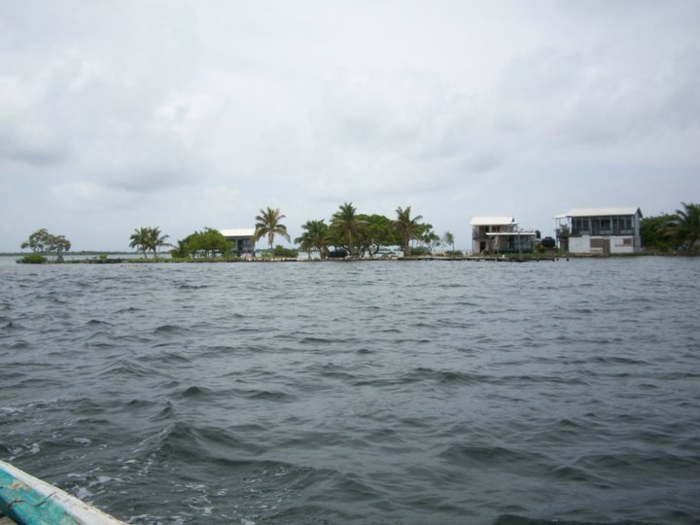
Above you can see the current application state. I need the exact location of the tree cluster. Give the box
[295,202,440,259]
[161,203,443,261]
[170,228,231,258]
[20,228,71,261]
[641,202,700,252]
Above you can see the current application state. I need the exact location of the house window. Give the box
[612,216,619,234]
[590,238,605,250]
[620,216,633,234]
[572,217,589,235]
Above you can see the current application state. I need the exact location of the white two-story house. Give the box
[554,208,642,254]
[470,217,537,254]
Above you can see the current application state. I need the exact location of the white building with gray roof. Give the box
[470,216,538,254]
[220,228,256,256]
[554,207,642,254]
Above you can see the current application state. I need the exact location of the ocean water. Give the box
[1,256,699,525]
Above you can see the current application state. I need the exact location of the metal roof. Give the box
[559,208,641,218]
[220,228,256,238]
[470,216,516,226]
[486,231,538,237]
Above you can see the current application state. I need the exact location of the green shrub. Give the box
[272,245,299,258]
[19,253,48,264]
[409,246,432,256]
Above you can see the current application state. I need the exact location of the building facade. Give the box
[219,228,256,256]
[470,217,537,254]
[555,208,642,254]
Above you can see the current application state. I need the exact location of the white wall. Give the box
[569,236,638,254]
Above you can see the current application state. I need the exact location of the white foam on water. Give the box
[74,485,94,500]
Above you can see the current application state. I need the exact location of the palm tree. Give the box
[331,202,365,256]
[674,202,700,251]
[148,227,170,259]
[393,206,424,256]
[294,220,331,259]
[253,207,291,251]
[129,227,152,258]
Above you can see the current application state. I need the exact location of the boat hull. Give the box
[0,460,126,525]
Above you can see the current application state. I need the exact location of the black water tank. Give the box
[541,237,556,248]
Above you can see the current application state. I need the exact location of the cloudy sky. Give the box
[1,0,699,251]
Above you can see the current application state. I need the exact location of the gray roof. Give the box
[220,228,256,238]
[560,207,641,218]
[486,231,537,237]
[470,216,516,226]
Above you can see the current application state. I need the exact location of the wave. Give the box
[85,318,113,326]
[177,385,214,398]
[113,306,141,314]
[231,387,296,402]
[299,336,347,345]
[133,421,269,464]
[153,324,187,334]
[494,515,660,525]
[99,358,156,378]
[148,401,175,422]
[438,443,541,467]
[4,340,31,349]
[0,320,26,331]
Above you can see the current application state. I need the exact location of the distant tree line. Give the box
[641,202,700,252]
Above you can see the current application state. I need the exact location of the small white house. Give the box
[470,217,538,254]
[220,228,256,256]
[554,208,642,254]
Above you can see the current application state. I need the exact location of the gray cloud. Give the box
[0,0,205,199]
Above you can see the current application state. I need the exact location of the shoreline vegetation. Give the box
[13,201,700,264]
[7,250,698,265]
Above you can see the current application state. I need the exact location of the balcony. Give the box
[569,228,634,237]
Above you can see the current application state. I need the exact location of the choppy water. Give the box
[1,257,699,525]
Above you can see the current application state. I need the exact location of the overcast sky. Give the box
[1,0,699,251]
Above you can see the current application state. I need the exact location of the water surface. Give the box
[1,257,699,524]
